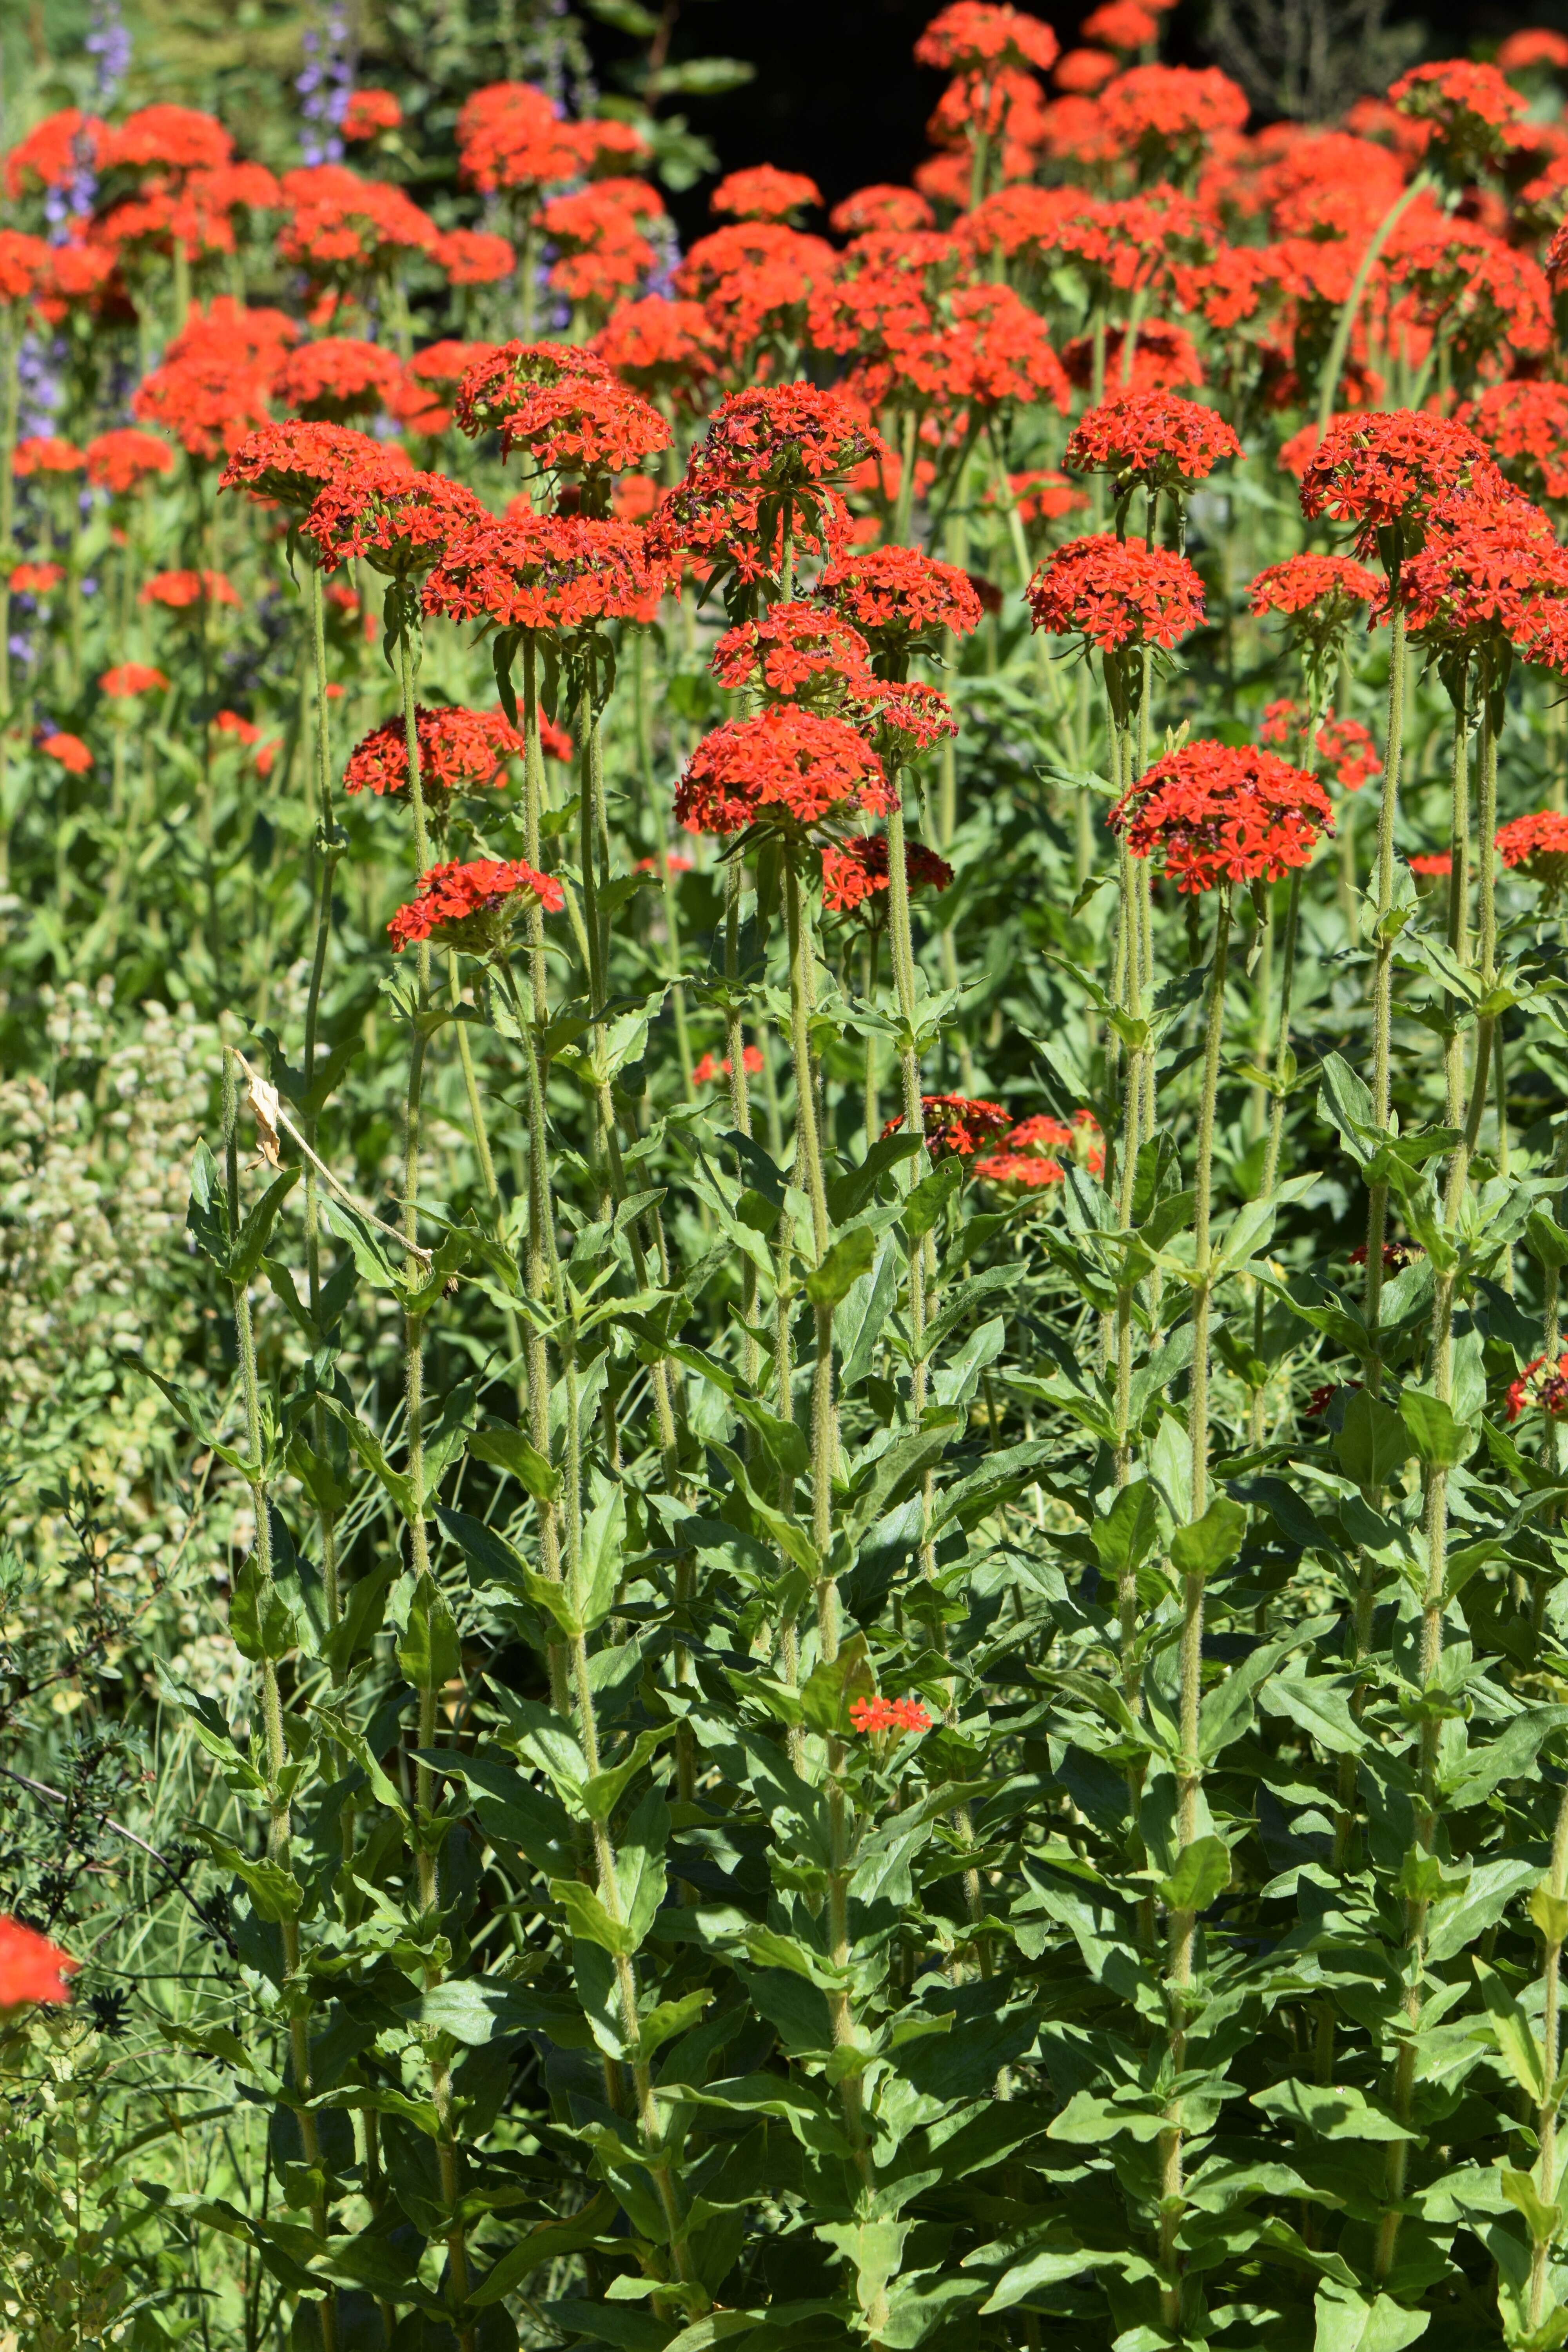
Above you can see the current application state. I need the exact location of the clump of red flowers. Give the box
[676,709,893,838]
[100,662,169,698]
[423,511,669,632]
[220,419,384,512]
[304,465,485,582]
[711,165,822,222]
[0,1915,78,2011]
[818,546,984,662]
[694,1045,766,1083]
[142,568,240,610]
[272,336,407,424]
[1110,740,1332,893]
[1298,412,1507,567]
[849,1693,934,1735]
[454,340,669,485]
[885,1093,1012,1162]
[1028,533,1205,651]
[1508,1352,1568,1422]
[820,835,953,915]
[1496,809,1568,896]
[387,857,563,955]
[41,731,93,773]
[345,707,524,800]
[711,603,874,704]
[343,89,403,141]
[1066,390,1241,512]
[84,430,176,496]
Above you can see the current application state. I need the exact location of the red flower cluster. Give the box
[711,166,823,222]
[653,385,886,593]
[1027,533,1205,651]
[345,706,525,799]
[850,679,959,764]
[1389,60,1523,179]
[820,834,953,915]
[1496,809,1568,894]
[436,228,515,287]
[1298,412,1507,563]
[1461,380,1568,504]
[83,429,176,495]
[1249,552,1381,635]
[387,857,563,954]
[1507,1352,1568,1422]
[42,731,93,773]
[1259,701,1379,791]
[539,178,666,309]
[694,1044,766,1083]
[343,89,403,141]
[889,1093,1013,1162]
[915,3,1060,74]
[1061,319,1202,399]
[272,336,406,424]
[455,83,646,198]
[1111,740,1333,893]
[131,301,297,462]
[829,187,935,236]
[818,546,984,654]
[848,1693,934,1735]
[975,1149,1066,1192]
[142,568,240,609]
[100,662,169,698]
[1066,390,1241,501]
[423,512,670,631]
[1397,492,1568,661]
[304,465,484,581]
[711,603,874,703]
[0,1916,78,2011]
[592,296,716,410]
[11,563,62,594]
[1409,851,1452,887]
[454,340,669,481]
[676,709,893,838]
[220,420,384,512]
[276,164,439,287]
[1098,64,1250,178]
[13,436,84,476]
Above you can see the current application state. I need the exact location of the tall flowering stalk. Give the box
[1109,740,1330,2328]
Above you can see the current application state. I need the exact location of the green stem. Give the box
[1316,173,1434,438]
[1364,604,1409,1391]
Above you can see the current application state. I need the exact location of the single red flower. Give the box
[829,186,935,236]
[454,340,669,483]
[214,710,260,743]
[1298,410,1507,568]
[1408,851,1451,889]
[1027,533,1205,652]
[1499,29,1568,73]
[820,833,953,915]
[1109,739,1332,893]
[694,1043,766,1083]
[0,1916,78,2010]
[387,856,563,954]
[676,708,893,838]
[434,227,515,286]
[304,464,485,581]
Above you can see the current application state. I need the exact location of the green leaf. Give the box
[1252,2079,1417,2142]
[1397,1388,1472,1469]
[827,1131,921,1225]
[396,1572,461,1694]
[1527,1210,1568,1270]
[467,2192,619,2307]
[1426,1858,1541,1963]
[805,1223,877,1307]
[1476,1960,1545,2101]
[799,1632,875,1738]
[1336,1388,1414,1492]
[230,1165,301,1285]
[1259,1671,1366,1757]
[580,1724,672,1826]
[1501,2166,1562,2247]
[902,1158,960,1240]
[229,1555,298,1663]
[1312,2283,1430,2352]
[320,1559,397,1682]
[1157,1834,1230,1914]
[1090,1480,1159,1578]
[550,1876,639,1956]
[978,2245,1096,2315]
[468,1422,561,1501]
[840,1238,899,1391]
[1170,1494,1246,1579]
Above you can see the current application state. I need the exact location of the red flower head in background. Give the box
[435,229,515,286]
[1109,739,1332,893]
[423,511,670,637]
[849,677,960,766]
[829,187,935,236]
[220,419,385,513]
[711,165,823,222]
[676,708,894,840]
[388,857,563,956]
[592,296,717,413]
[1460,381,1568,505]
[142,568,240,610]
[303,463,483,586]
[100,662,169,699]
[343,88,403,141]
[915,4,1060,76]
[1390,59,1523,185]
[1250,551,1381,693]
[84,429,176,497]
[14,436,85,477]
[821,833,953,918]
[1098,64,1249,183]
[1496,809,1568,898]
[849,1693,933,1735]
[272,336,407,424]
[885,1093,1013,1162]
